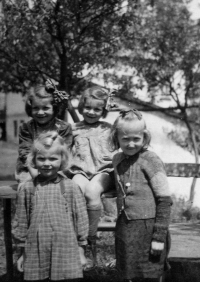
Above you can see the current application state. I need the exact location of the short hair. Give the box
[78,86,109,118]
[27,131,70,171]
[109,109,151,151]
[25,85,59,117]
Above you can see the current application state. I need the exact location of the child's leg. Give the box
[73,173,112,240]
[85,173,112,237]
[73,172,113,266]
[72,174,90,195]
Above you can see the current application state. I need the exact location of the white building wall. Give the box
[6,93,29,142]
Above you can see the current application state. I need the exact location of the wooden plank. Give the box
[165,163,200,177]
[98,221,116,231]
[1,163,200,200]
[0,184,17,199]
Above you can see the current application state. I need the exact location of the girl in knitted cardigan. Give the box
[110,109,172,282]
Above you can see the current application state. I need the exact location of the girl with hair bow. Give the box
[15,79,73,183]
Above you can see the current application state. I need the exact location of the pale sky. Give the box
[188,0,200,20]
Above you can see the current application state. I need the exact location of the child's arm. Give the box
[73,184,89,244]
[13,183,30,254]
[72,183,89,249]
[16,122,33,177]
[57,120,73,150]
[144,152,172,254]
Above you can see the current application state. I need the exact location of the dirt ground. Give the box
[169,222,200,258]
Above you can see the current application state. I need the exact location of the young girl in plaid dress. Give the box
[110,109,172,282]
[66,86,116,267]
[14,131,88,282]
[15,79,72,183]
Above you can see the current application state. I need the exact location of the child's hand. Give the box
[28,167,39,179]
[17,254,24,272]
[150,240,164,256]
[78,246,87,268]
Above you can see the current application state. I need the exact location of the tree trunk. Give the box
[189,130,199,206]
[59,58,80,122]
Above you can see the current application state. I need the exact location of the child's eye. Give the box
[49,158,58,161]
[37,157,44,161]
[94,108,102,112]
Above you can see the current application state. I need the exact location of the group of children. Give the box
[13,81,172,282]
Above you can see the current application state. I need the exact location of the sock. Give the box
[87,204,102,239]
[87,204,102,264]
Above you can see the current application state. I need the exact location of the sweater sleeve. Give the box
[142,151,172,242]
[72,183,89,246]
[57,120,73,150]
[152,196,172,242]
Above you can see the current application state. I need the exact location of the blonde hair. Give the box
[78,86,109,118]
[109,109,151,151]
[27,131,70,170]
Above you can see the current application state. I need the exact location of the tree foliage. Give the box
[0,0,127,93]
[103,0,200,155]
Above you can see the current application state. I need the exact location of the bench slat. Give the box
[0,163,200,199]
[165,163,200,177]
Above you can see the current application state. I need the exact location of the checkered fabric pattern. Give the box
[14,175,88,280]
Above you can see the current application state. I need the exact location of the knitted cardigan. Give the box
[112,150,172,242]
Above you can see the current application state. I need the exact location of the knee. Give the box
[84,186,102,204]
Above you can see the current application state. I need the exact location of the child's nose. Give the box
[88,109,95,114]
[129,141,135,147]
[44,160,50,166]
[38,109,44,115]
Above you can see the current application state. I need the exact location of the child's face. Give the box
[117,120,145,156]
[35,145,62,179]
[82,97,104,124]
[31,96,54,125]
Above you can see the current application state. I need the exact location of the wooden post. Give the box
[3,198,13,281]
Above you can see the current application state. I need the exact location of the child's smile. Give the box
[31,96,54,126]
[82,98,104,124]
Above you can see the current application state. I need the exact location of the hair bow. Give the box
[45,79,70,107]
[119,109,142,120]
[105,90,117,111]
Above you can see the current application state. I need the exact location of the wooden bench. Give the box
[0,163,200,281]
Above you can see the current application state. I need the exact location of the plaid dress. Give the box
[14,174,88,281]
